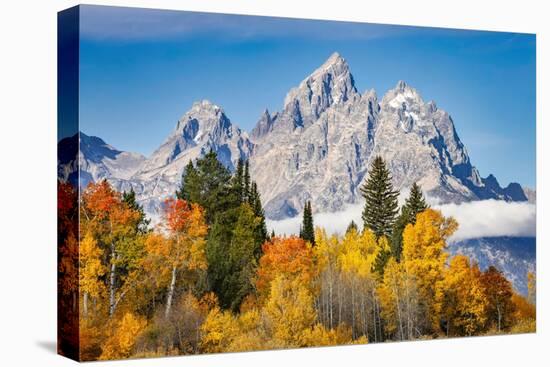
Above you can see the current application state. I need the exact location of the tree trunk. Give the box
[165,266,177,318]
[109,242,116,317]
[83,292,89,318]
[497,303,502,332]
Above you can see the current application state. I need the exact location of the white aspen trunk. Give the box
[360,293,366,337]
[109,242,116,317]
[364,293,369,340]
[338,275,343,325]
[394,281,404,341]
[351,279,355,339]
[83,292,89,318]
[372,288,378,343]
[329,268,334,329]
[165,266,177,318]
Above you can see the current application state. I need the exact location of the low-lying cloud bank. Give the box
[266,199,536,241]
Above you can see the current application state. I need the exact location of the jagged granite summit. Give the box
[59,52,528,221]
[249,52,526,219]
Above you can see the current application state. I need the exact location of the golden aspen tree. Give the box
[263,274,317,348]
[79,232,107,319]
[314,228,341,329]
[337,228,381,341]
[200,307,241,353]
[510,292,536,333]
[378,258,420,340]
[100,312,147,360]
[157,198,208,317]
[402,209,457,333]
[440,255,488,336]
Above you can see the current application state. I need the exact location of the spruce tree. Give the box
[248,182,268,258]
[122,188,150,233]
[176,160,200,202]
[225,203,259,311]
[405,182,428,218]
[390,182,429,261]
[179,151,268,310]
[232,158,245,202]
[360,156,399,239]
[243,160,251,202]
[176,150,235,225]
[300,201,315,246]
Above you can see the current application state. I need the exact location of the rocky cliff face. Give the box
[58,132,145,188]
[59,52,528,221]
[249,52,526,219]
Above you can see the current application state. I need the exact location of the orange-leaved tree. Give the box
[256,236,315,301]
[81,180,143,318]
[148,198,208,318]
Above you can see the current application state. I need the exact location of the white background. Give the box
[0,0,547,365]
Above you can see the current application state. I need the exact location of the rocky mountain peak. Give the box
[382,80,424,111]
[250,108,275,140]
[135,99,252,180]
[282,52,359,128]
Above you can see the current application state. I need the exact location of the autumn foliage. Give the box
[58,168,535,360]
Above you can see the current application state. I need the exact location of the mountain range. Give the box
[58,52,536,294]
[58,52,529,220]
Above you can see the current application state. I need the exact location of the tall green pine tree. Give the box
[248,182,268,259]
[361,156,398,275]
[390,182,429,261]
[243,160,251,202]
[300,201,315,246]
[122,187,150,233]
[176,151,268,311]
[360,156,399,238]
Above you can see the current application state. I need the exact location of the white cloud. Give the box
[267,199,536,241]
[435,199,536,241]
[267,203,364,237]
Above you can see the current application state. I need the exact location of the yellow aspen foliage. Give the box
[509,292,536,334]
[440,255,488,336]
[402,209,457,331]
[225,309,266,352]
[264,274,317,347]
[509,293,536,333]
[100,312,147,360]
[512,293,536,321]
[338,228,377,278]
[314,228,339,273]
[145,200,207,317]
[378,258,406,338]
[300,323,358,347]
[200,307,240,353]
[80,232,107,312]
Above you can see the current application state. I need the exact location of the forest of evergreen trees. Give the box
[58,153,536,361]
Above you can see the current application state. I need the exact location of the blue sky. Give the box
[78,5,536,188]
